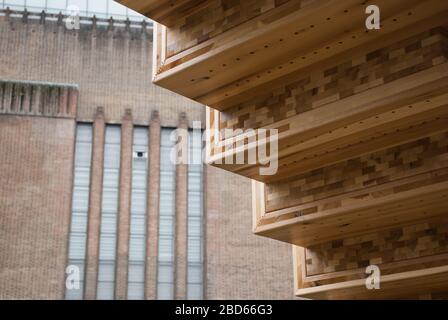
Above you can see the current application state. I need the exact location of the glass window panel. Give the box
[67,0,86,13]
[46,0,67,10]
[97,262,115,282]
[187,284,203,300]
[97,281,114,300]
[129,237,145,261]
[128,283,144,300]
[187,264,203,284]
[65,260,85,300]
[87,0,106,14]
[130,216,145,235]
[127,127,148,300]
[157,283,173,300]
[157,128,176,300]
[72,188,89,211]
[187,129,204,300]
[70,215,88,233]
[97,125,120,300]
[107,0,127,16]
[74,169,90,186]
[158,264,174,283]
[25,0,46,10]
[128,262,145,282]
[65,124,92,300]
[4,0,25,8]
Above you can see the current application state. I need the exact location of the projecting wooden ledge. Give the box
[115,0,448,300]
[208,62,448,183]
[120,0,448,112]
[254,180,448,247]
[296,264,448,300]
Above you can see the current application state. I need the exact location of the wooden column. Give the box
[84,107,105,300]
[145,111,161,300]
[175,112,188,300]
[115,109,133,300]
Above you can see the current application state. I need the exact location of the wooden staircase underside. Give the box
[117,0,448,299]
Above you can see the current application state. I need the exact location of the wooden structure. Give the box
[117,0,448,299]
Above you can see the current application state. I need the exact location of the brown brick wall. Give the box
[205,165,294,299]
[115,110,133,299]
[0,115,75,299]
[219,28,448,133]
[175,114,188,299]
[145,111,161,300]
[0,80,78,118]
[0,12,295,300]
[0,13,204,128]
[84,109,105,300]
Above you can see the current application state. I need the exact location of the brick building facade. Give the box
[0,9,293,300]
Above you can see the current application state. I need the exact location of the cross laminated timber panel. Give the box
[119,0,448,183]
[293,216,448,299]
[116,0,448,299]
[208,27,448,182]
[253,131,448,247]
[122,0,448,110]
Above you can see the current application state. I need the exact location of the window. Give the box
[187,128,204,300]
[127,127,148,300]
[65,124,204,300]
[157,128,176,300]
[97,125,121,300]
[65,124,93,300]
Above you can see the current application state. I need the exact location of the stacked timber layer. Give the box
[117,0,448,299]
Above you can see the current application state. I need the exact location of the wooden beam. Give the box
[208,64,448,182]
[296,265,448,300]
[152,1,448,110]
[255,180,448,247]
[116,0,448,300]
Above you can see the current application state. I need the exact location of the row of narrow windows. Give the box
[65,124,204,300]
